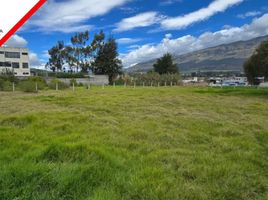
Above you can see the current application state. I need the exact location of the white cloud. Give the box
[121,13,268,67]
[237,11,262,19]
[165,33,173,39]
[161,0,244,30]
[114,12,161,32]
[117,38,142,44]
[159,0,182,6]
[114,0,244,32]
[27,0,129,33]
[5,35,28,47]
[29,52,42,67]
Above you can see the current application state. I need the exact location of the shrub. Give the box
[53,72,86,78]
[114,75,132,85]
[0,80,13,91]
[18,81,38,93]
[70,79,78,86]
[48,79,69,90]
[132,72,181,86]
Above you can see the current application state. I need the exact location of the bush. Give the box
[70,78,77,86]
[0,75,18,84]
[46,72,86,79]
[17,77,47,93]
[132,72,181,86]
[0,80,13,91]
[114,75,132,85]
[18,81,37,93]
[48,79,69,90]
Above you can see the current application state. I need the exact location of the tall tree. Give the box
[46,41,65,72]
[153,53,178,74]
[91,36,122,84]
[244,40,268,84]
[70,31,91,72]
[91,30,105,53]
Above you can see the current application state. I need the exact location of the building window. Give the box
[22,63,29,69]
[5,62,11,67]
[23,72,29,75]
[0,51,4,54]
[12,62,20,68]
[22,52,28,56]
[0,62,4,67]
[5,52,20,59]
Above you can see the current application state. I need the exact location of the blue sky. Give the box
[5,0,268,68]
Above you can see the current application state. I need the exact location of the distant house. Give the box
[0,47,31,77]
[209,77,248,87]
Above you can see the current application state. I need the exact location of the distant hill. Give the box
[126,35,268,74]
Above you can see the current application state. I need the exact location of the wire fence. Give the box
[0,80,186,93]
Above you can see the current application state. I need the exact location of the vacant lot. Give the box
[0,87,268,200]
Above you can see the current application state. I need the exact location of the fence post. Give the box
[56,82,58,91]
[165,82,167,87]
[12,82,15,92]
[170,82,173,87]
[158,82,160,87]
[143,82,145,88]
[72,83,75,92]
[124,82,126,88]
[35,82,38,92]
[102,84,105,89]
[134,82,136,89]
[113,82,115,88]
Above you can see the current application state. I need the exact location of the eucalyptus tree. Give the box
[70,31,90,72]
[46,41,65,72]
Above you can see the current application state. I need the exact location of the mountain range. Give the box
[126,35,268,74]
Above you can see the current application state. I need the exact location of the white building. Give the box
[0,47,30,77]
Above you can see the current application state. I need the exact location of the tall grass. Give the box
[0,87,267,200]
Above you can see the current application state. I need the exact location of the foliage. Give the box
[0,87,268,199]
[91,36,122,84]
[0,75,18,91]
[114,75,132,85]
[46,30,122,80]
[153,53,178,74]
[0,77,47,93]
[67,31,91,72]
[70,78,78,86]
[46,41,66,72]
[18,77,47,93]
[132,72,181,86]
[18,81,38,93]
[244,39,268,84]
[0,80,12,91]
[48,79,69,90]
[53,72,86,79]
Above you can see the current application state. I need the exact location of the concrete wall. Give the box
[45,75,109,85]
[259,82,268,88]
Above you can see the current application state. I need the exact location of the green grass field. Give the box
[0,87,268,200]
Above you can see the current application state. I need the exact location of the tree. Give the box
[91,36,122,84]
[153,53,178,74]
[69,31,91,72]
[244,40,268,84]
[46,41,65,72]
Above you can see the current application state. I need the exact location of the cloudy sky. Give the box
[4,0,268,68]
